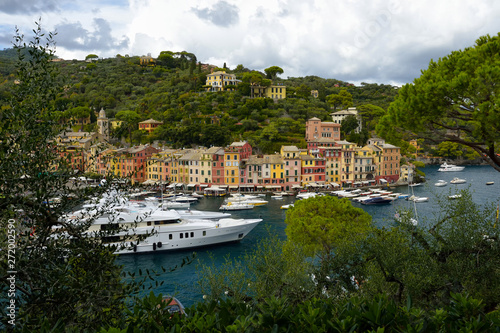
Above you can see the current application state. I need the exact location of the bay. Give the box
[117,165,500,307]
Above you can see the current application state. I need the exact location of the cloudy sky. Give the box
[1,0,499,86]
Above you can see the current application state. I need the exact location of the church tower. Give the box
[97,108,109,141]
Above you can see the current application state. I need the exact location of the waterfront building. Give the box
[209,147,225,186]
[262,154,285,191]
[281,146,302,191]
[319,145,343,185]
[353,146,377,184]
[111,145,159,184]
[244,155,264,190]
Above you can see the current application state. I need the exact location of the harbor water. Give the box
[117,165,500,307]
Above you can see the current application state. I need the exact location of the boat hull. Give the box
[114,218,262,254]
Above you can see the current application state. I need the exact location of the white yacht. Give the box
[438,162,465,172]
[434,180,448,187]
[63,197,261,254]
[450,177,466,184]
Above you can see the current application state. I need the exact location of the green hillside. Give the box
[0,48,399,152]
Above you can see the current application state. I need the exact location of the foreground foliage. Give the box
[100,292,499,332]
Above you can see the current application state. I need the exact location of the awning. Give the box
[256,186,263,188]
[240,184,255,188]
[265,185,273,189]
[379,179,388,183]
[229,185,238,189]
[200,184,209,187]
[292,185,302,188]
[218,185,228,188]
[187,183,197,187]
[306,182,318,187]
[330,182,340,187]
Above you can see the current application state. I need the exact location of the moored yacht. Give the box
[438,162,465,172]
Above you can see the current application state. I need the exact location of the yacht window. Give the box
[185,232,188,238]
[169,234,172,240]
[190,232,194,237]
[203,231,206,236]
[147,221,151,226]
[180,233,183,239]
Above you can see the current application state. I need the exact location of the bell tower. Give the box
[97,108,109,141]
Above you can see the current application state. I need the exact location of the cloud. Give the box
[0,0,59,14]
[54,18,129,53]
[191,1,239,27]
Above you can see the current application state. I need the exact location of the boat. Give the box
[438,162,465,172]
[219,202,255,211]
[408,183,422,187]
[361,196,393,205]
[448,194,462,199]
[394,212,418,226]
[271,195,284,200]
[434,180,448,187]
[450,177,466,184]
[486,181,494,186]
[64,204,262,254]
[280,204,294,210]
[273,191,291,196]
[408,195,429,203]
[226,194,268,206]
[162,296,185,316]
[296,192,320,200]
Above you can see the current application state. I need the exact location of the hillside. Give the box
[0,49,399,153]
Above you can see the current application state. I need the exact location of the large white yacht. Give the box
[62,196,261,254]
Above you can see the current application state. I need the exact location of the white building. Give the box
[330,107,362,133]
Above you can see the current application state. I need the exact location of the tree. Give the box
[357,104,386,131]
[377,33,500,171]
[326,88,353,111]
[340,114,359,139]
[85,53,98,60]
[264,65,284,82]
[0,22,133,331]
[285,196,372,260]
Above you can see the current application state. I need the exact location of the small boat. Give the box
[361,196,393,205]
[280,204,294,210]
[271,195,284,200]
[162,296,185,316]
[486,182,494,186]
[448,194,462,199]
[434,180,448,187]
[438,162,465,172]
[219,202,254,211]
[408,183,422,187]
[450,177,466,184]
[395,212,418,226]
[408,195,429,203]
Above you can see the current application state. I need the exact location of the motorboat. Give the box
[280,204,294,210]
[408,183,422,187]
[296,192,320,200]
[434,180,448,187]
[162,296,185,316]
[271,194,284,200]
[407,195,429,202]
[486,182,494,186]
[63,203,261,254]
[448,194,462,199]
[361,196,393,205]
[226,194,268,206]
[438,162,465,172]
[450,177,466,184]
[219,202,255,211]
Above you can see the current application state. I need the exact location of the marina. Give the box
[117,165,500,307]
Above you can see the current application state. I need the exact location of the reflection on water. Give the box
[118,165,500,307]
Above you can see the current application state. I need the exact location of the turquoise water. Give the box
[117,165,500,307]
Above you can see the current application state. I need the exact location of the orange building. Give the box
[138,119,163,134]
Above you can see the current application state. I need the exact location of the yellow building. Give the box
[224,149,240,186]
[265,84,286,100]
[206,71,241,92]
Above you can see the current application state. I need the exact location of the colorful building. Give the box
[138,119,163,134]
[205,71,241,92]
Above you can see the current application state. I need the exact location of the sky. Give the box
[1,0,499,86]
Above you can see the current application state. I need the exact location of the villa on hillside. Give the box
[205,71,241,92]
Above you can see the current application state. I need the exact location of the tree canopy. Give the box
[377,33,500,171]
